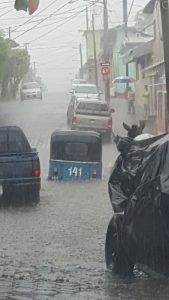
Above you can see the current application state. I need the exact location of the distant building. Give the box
[83,29,103,85]
[123,0,167,133]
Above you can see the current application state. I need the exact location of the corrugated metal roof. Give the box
[122,40,153,64]
[143,0,156,14]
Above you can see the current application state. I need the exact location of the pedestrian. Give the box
[143,85,150,118]
[127,87,135,114]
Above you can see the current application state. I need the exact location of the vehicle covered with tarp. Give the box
[105,133,169,277]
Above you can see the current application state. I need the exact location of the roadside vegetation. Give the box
[0,34,30,99]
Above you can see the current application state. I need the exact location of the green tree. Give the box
[0,36,11,98]
[1,48,30,98]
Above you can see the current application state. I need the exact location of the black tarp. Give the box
[108,133,169,276]
[109,133,167,212]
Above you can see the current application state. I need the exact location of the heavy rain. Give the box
[0,0,169,299]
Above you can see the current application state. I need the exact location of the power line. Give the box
[7,4,86,31]
[0,8,13,18]
[10,0,61,34]
[13,0,78,39]
[127,0,135,19]
[29,4,94,44]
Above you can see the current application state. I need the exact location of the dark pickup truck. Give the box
[0,126,41,204]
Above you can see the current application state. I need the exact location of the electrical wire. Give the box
[10,0,61,34]
[127,0,135,20]
[13,0,79,39]
[0,8,13,18]
[28,4,94,44]
[2,5,86,32]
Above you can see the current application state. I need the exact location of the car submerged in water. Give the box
[20,82,42,101]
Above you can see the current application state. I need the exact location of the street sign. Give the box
[100,62,110,67]
[101,66,110,75]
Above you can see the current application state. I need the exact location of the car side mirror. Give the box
[99,91,103,95]
[110,108,115,113]
[32,147,37,153]
[69,90,73,94]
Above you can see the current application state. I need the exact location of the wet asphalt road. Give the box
[0,93,168,299]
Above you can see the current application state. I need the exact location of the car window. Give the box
[8,130,30,153]
[76,102,109,116]
[0,129,31,154]
[51,141,101,162]
[75,85,98,94]
[22,82,40,89]
[65,143,88,157]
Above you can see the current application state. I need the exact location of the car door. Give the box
[67,96,75,124]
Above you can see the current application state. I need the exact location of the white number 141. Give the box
[68,167,82,177]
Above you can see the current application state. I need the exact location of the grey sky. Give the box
[0,0,149,92]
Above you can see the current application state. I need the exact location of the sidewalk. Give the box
[110,97,156,136]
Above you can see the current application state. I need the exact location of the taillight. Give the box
[33,159,40,177]
[72,116,77,124]
[92,170,97,178]
[107,117,112,129]
[53,167,58,176]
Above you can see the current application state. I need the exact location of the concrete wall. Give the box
[111,28,136,94]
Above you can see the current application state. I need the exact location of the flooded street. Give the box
[0,94,168,299]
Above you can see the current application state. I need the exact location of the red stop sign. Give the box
[101,66,110,75]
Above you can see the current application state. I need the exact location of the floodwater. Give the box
[0,94,168,299]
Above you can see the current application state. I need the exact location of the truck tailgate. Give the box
[75,114,109,129]
[0,154,35,179]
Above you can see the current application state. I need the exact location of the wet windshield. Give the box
[75,85,98,94]
[22,82,40,89]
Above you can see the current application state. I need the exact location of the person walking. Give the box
[127,87,135,114]
[143,85,150,118]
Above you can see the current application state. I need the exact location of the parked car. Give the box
[71,100,115,141]
[67,95,100,125]
[71,79,87,91]
[71,84,102,99]
[0,126,41,204]
[20,82,42,101]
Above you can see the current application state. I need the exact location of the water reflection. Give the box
[104,270,169,300]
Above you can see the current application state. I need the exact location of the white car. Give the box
[20,82,42,101]
[71,84,102,99]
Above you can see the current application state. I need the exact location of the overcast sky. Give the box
[0,0,149,92]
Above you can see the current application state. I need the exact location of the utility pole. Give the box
[24,43,29,51]
[33,61,37,77]
[92,14,98,88]
[79,43,84,79]
[160,0,169,125]
[86,7,89,31]
[103,0,110,103]
[123,0,129,76]
[9,27,11,40]
[86,7,89,81]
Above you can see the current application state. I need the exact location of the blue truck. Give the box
[0,126,41,205]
